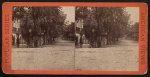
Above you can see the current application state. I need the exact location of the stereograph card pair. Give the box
[2,2,148,75]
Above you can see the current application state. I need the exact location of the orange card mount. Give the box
[2,2,148,75]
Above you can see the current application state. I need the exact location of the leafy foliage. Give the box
[13,7,66,47]
[76,7,130,47]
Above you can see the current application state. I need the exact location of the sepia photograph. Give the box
[12,6,75,70]
[12,6,139,71]
[75,7,139,71]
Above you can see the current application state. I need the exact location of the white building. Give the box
[12,19,25,45]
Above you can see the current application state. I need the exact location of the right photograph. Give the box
[75,7,139,71]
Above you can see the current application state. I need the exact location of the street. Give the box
[12,38,75,70]
[75,39,139,71]
[12,38,138,71]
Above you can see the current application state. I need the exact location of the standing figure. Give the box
[80,33,83,48]
[75,33,79,47]
[16,33,20,48]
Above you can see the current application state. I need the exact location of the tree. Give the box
[64,22,75,41]
[75,7,89,20]
[75,7,130,47]
[12,7,26,21]
[127,22,139,41]
[13,6,66,47]
[93,7,130,46]
[30,7,66,46]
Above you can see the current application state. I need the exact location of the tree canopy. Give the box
[76,7,130,47]
[13,7,66,47]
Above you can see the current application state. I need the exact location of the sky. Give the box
[61,7,75,25]
[125,7,139,25]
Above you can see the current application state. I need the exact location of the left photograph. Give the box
[12,6,75,70]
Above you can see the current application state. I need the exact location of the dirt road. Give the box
[12,39,138,71]
[12,39,75,70]
[75,39,139,71]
